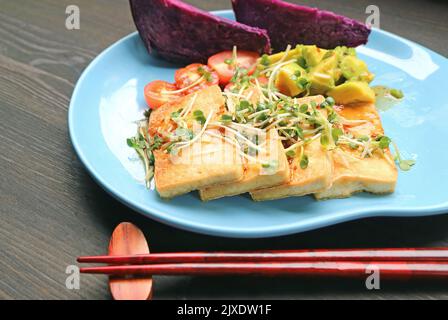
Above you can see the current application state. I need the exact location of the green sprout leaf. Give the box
[260,54,270,66]
[193,110,206,125]
[332,128,343,143]
[392,141,416,172]
[256,113,268,122]
[325,96,335,106]
[296,77,310,90]
[197,66,213,83]
[239,100,251,110]
[126,138,137,148]
[299,104,308,113]
[286,150,296,158]
[390,88,404,99]
[220,114,233,123]
[327,111,337,123]
[295,126,304,140]
[358,135,370,142]
[170,110,181,120]
[296,56,307,69]
[320,134,330,147]
[378,136,392,149]
[174,128,193,141]
[150,135,163,150]
[300,154,309,169]
[398,159,416,171]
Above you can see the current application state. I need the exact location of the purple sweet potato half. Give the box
[232,0,371,51]
[129,0,271,64]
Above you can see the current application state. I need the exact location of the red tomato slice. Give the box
[174,63,219,95]
[256,75,269,86]
[208,51,260,86]
[224,82,235,92]
[144,80,182,109]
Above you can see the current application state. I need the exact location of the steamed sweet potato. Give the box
[232,0,370,51]
[130,0,271,63]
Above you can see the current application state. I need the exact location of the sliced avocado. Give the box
[328,81,376,105]
[302,45,328,67]
[319,54,340,78]
[340,55,374,83]
[266,45,302,65]
[308,54,339,94]
[275,62,307,96]
[308,72,334,95]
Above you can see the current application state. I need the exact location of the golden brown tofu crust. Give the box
[315,102,398,200]
[150,85,244,198]
[199,129,290,201]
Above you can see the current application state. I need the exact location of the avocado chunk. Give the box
[302,45,328,67]
[308,72,334,95]
[308,54,339,94]
[275,62,307,96]
[328,81,376,104]
[266,45,302,65]
[340,55,374,83]
[261,45,376,100]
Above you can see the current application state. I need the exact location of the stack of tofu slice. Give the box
[200,128,290,201]
[252,99,398,201]
[149,85,289,199]
[149,85,397,201]
[199,85,290,201]
[150,85,243,198]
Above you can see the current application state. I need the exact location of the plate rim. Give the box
[68,10,448,238]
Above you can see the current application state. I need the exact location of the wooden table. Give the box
[1,0,447,300]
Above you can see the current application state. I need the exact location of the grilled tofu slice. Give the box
[150,85,244,198]
[199,128,289,201]
[250,95,334,201]
[149,85,223,137]
[250,138,333,201]
[314,102,398,200]
[153,133,244,198]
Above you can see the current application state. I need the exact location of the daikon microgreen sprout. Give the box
[392,141,416,171]
[260,54,271,66]
[390,89,404,99]
[193,110,206,125]
[300,154,309,169]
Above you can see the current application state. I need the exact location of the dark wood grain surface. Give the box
[1,0,447,300]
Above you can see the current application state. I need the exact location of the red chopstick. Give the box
[80,261,448,279]
[77,248,448,264]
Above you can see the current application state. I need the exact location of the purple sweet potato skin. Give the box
[232,0,370,51]
[129,0,271,64]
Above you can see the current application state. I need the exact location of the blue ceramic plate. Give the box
[69,10,448,238]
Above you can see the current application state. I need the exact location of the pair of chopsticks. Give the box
[78,248,448,280]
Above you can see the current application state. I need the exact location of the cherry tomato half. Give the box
[144,80,182,109]
[174,63,219,95]
[208,50,260,86]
